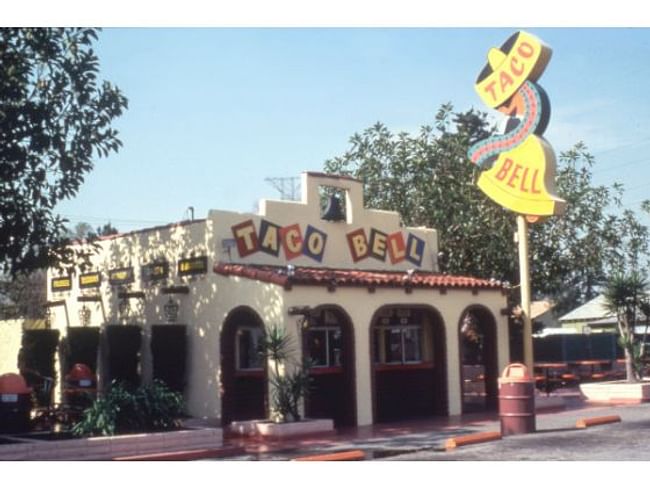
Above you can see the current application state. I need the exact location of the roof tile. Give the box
[214,263,503,291]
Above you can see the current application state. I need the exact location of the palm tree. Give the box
[603,272,649,382]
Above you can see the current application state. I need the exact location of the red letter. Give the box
[530,169,542,194]
[519,167,530,192]
[517,41,534,58]
[499,71,514,93]
[495,158,514,181]
[483,81,498,102]
[232,220,259,257]
[507,164,523,188]
[281,224,303,260]
[387,232,406,264]
[510,56,524,76]
[347,229,368,262]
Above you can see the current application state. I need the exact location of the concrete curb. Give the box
[444,431,502,450]
[292,449,366,461]
[576,415,622,429]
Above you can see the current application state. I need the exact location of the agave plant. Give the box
[257,324,312,422]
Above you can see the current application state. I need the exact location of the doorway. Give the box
[372,306,447,423]
[459,306,498,413]
[303,306,356,427]
[220,307,267,425]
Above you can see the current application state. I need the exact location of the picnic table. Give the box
[533,362,568,395]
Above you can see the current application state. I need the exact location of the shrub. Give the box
[258,324,312,423]
[71,380,184,437]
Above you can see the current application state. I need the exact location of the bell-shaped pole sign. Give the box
[468,31,566,221]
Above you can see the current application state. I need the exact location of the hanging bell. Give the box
[321,194,345,222]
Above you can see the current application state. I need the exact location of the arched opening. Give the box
[459,305,499,413]
[220,307,267,425]
[302,305,356,427]
[371,305,447,423]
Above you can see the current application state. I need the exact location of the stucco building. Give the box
[46,172,509,426]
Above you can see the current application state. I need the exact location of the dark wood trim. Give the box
[77,295,102,302]
[309,366,344,375]
[117,291,145,300]
[161,286,190,295]
[45,300,66,307]
[233,369,265,378]
[374,362,434,372]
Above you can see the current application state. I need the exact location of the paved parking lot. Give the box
[219,401,650,461]
[385,402,650,461]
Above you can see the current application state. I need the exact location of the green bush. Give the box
[71,380,184,437]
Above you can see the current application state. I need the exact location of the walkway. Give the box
[219,394,602,460]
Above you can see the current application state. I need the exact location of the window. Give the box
[306,326,342,368]
[376,325,422,364]
[374,308,427,365]
[236,326,264,370]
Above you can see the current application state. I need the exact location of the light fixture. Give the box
[44,307,53,328]
[118,296,130,318]
[78,305,91,327]
[164,297,180,323]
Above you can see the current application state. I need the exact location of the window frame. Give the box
[235,325,265,372]
[306,325,343,369]
[374,324,424,365]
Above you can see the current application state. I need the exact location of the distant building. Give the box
[558,293,650,335]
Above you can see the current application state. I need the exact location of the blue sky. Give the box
[51,27,650,231]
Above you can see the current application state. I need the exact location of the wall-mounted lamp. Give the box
[78,305,91,327]
[288,305,312,316]
[164,297,180,323]
[118,296,130,318]
[44,307,53,328]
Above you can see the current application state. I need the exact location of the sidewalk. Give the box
[217,394,625,461]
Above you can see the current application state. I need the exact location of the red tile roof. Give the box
[213,263,504,291]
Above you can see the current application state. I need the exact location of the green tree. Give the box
[0,28,128,277]
[323,104,650,315]
[603,272,650,382]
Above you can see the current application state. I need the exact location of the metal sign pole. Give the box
[517,214,533,371]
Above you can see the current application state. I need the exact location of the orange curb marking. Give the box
[444,431,502,450]
[576,415,622,429]
[292,450,366,461]
[113,446,244,461]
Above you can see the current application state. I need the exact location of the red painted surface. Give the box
[0,373,32,394]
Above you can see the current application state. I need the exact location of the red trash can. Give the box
[0,373,33,433]
[498,363,536,436]
[64,363,97,409]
